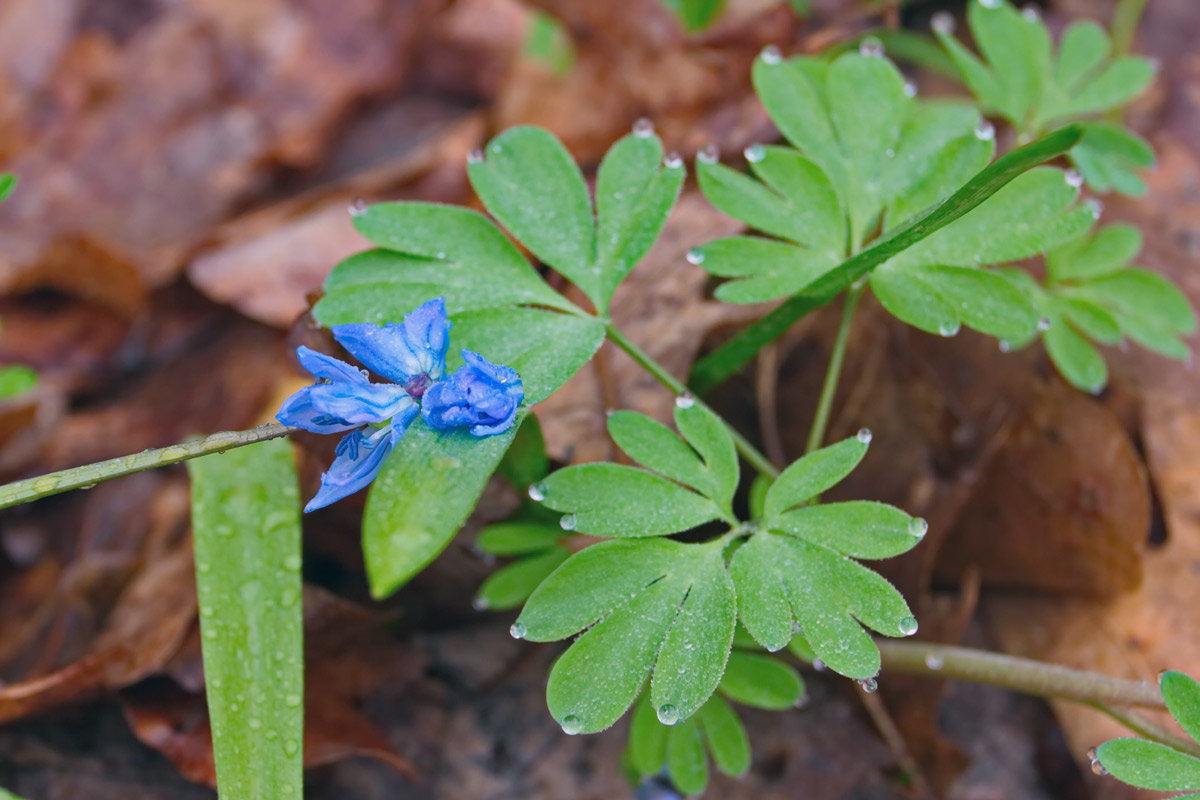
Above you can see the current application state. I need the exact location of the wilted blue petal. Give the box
[308,382,415,426]
[332,297,451,390]
[304,406,418,512]
[295,346,368,384]
[421,349,523,436]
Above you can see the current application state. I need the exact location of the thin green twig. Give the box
[805,285,863,454]
[605,324,779,478]
[0,424,296,510]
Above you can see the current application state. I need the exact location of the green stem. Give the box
[876,640,1164,709]
[689,124,1086,395]
[605,324,779,478]
[805,285,862,454]
[0,423,296,510]
[1111,0,1149,56]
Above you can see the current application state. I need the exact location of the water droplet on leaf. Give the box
[858,36,884,58]
[908,517,928,538]
[348,197,368,217]
[697,144,719,164]
[979,0,1001,8]
[560,714,583,735]
[931,11,956,34]
[528,482,547,502]
[858,677,879,693]
[656,704,681,725]
[1086,198,1103,218]
[856,428,873,444]
[467,148,484,163]
[685,249,705,265]
[1021,4,1040,20]
[744,143,765,163]
[812,658,826,672]
[559,514,577,531]
[1087,748,1109,775]
[472,596,490,611]
[903,80,917,97]
[1065,169,1083,189]
[663,151,684,169]
[899,616,919,636]
[974,120,995,141]
[675,392,696,409]
[760,45,782,64]
[939,320,961,337]
[632,118,655,138]
[510,622,527,639]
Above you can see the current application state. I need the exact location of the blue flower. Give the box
[277,297,524,511]
[422,350,524,436]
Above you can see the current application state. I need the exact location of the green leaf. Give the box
[538,463,724,537]
[660,0,725,31]
[1096,739,1200,791]
[967,0,1046,125]
[525,9,574,76]
[693,236,842,304]
[764,434,868,517]
[773,501,924,560]
[1047,223,1142,283]
[695,148,844,254]
[477,546,569,610]
[696,695,751,777]
[1055,21,1109,90]
[363,416,521,598]
[1069,122,1153,195]
[0,365,38,400]
[689,125,1086,395]
[873,263,1039,341]
[476,521,562,555]
[1162,671,1200,747]
[595,130,685,311]
[608,410,710,495]
[935,24,1007,117]
[1043,319,1106,393]
[674,402,739,514]
[628,692,669,776]
[718,651,804,710]
[730,530,912,677]
[448,307,606,404]
[1058,297,1122,345]
[468,127,598,302]
[0,788,28,800]
[0,173,14,203]
[519,539,733,732]
[1072,270,1197,336]
[344,203,576,313]
[1058,57,1154,119]
[188,440,304,800]
[496,413,550,489]
[667,718,709,795]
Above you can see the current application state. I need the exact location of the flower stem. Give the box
[0,423,296,510]
[605,324,779,478]
[877,640,1164,708]
[805,285,862,454]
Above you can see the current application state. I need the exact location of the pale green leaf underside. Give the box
[477,547,569,610]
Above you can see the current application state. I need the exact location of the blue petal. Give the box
[308,382,415,426]
[421,349,524,437]
[332,297,451,387]
[276,387,362,434]
[296,346,368,384]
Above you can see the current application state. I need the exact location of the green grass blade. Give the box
[689,124,1084,394]
[189,439,304,800]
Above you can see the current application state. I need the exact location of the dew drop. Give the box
[794,694,810,709]
[939,320,961,337]
[200,605,214,617]
[924,653,944,670]
[1086,198,1103,219]
[528,482,547,502]
[197,561,212,574]
[1087,747,1109,776]
[663,151,684,169]
[656,704,681,725]
[1065,169,1083,189]
[760,45,783,64]
[632,117,655,138]
[908,517,928,539]
[348,197,368,217]
[284,739,300,757]
[998,339,1013,353]
[903,80,918,98]
[979,0,1001,8]
[283,554,301,572]
[974,120,995,141]
[1037,316,1051,332]
[560,714,583,735]
[467,148,484,164]
[856,427,873,444]
[1021,4,1040,21]
[675,392,696,409]
[510,622,527,640]
[559,514,577,531]
[744,143,766,163]
[858,677,879,693]
[472,596,490,611]
[697,144,720,164]
[931,11,956,34]
[284,694,302,708]
[812,658,826,672]
[858,36,884,58]
[685,249,705,265]
[248,717,262,730]
[899,616,919,636]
